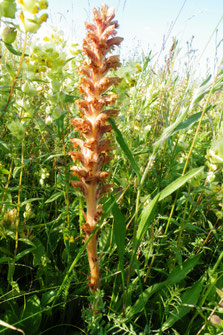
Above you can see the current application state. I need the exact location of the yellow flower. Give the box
[39,0,47,9]
[17,0,48,33]
[39,13,48,24]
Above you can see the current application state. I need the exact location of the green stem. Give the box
[10,141,24,283]
[0,160,13,211]
[164,68,220,236]
[62,131,70,229]
[186,251,223,335]
[1,33,27,118]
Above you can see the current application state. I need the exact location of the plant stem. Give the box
[85,182,100,291]
[62,131,70,229]
[10,141,24,282]
[165,68,220,236]
[0,160,13,211]
[1,33,27,117]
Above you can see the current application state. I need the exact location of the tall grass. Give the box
[0,2,223,335]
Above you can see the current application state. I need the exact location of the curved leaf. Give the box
[159,166,204,201]
[109,118,141,178]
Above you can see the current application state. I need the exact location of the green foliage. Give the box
[0,2,223,334]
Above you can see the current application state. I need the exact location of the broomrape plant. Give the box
[69,6,123,292]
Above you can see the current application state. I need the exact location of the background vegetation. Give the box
[0,2,223,334]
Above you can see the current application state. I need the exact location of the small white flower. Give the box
[45,116,53,124]
[207,171,215,183]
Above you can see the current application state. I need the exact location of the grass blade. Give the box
[109,118,141,178]
[126,254,200,319]
[161,279,203,331]
[112,199,126,270]
[133,194,159,256]
[159,166,204,201]
[112,199,126,289]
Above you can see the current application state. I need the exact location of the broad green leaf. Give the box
[0,166,9,175]
[32,238,45,267]
[55,112,67,139]
[112,200,126,269]
[4,43,28,56]
[0,257,12,264]
[13,166,21,178]
[161,279,203,331]
[20,295,42,335]
[63,93,78,103]
[0,140,10,153]
[16,248,34,261]
[0,1,16,18]
[109,118,141,178]
[4,43,23,56]
[159,167,204,202]
[166,254,200,285]
[21,198,43,206]
[45,191,64,203]
[41,290,57,306]
[102,194,118,216]
[19,238,36,247]
[44,153,65,162]
[133,194,159,255]
[173,112,202,133]
[173,106,212,134]
[153,106,189,151]
[126,254,200,319]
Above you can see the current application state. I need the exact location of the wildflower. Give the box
[17,0,48,33]
[23,203,35,219]
[210,315,223,328]
[17,0,48,14]
[7,120,26,141]
[39,167,49,185]
[45,115,53,124]
[70,6,123,292]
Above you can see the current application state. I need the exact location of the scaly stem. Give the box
[86,182,100,290]
[70,6,123,297]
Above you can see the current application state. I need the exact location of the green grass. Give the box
[0,4,223,335]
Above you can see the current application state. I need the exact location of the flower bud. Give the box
[210,315,223,327]
[1,26,17,44]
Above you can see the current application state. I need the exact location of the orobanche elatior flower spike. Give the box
[70,6,123,292]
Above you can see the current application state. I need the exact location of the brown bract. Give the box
[70,5,123,293]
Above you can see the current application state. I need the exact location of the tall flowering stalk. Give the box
[70,6,123,292]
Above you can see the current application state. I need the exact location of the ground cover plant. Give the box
[0,1,223,334]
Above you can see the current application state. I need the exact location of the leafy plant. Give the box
[0,1,223,334]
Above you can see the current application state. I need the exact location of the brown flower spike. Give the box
[70,6,123,292]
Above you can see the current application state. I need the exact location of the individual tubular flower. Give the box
[70,6,123,293]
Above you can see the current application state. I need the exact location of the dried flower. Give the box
[70,5,123,293]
